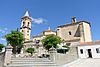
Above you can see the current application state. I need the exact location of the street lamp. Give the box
[35,40,40,48]
[35,40,41,57]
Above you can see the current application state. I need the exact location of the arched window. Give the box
[27,30,29,33]
[23,22,25,26]
[23,22,25,24]
[27,34,29,36]
[27,22,30,27]
[22,30,23,32]
[28,22,29,24]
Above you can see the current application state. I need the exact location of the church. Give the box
[20,11,92,45]
[19,10,94,56]
[3,11,100,67]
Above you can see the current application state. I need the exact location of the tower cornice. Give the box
[21,16,32,20]
[20,27,31,30]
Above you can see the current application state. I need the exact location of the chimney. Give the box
[72,16,76,23]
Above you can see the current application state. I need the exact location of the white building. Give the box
[78,41,100,58]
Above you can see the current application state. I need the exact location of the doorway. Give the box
[87,49,92,58]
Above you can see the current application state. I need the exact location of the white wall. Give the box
[78,45,100,58]
[82,22,92,42]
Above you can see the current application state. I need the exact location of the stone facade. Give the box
[22,16,92,58]
[32,17,92,46]
[49,46,78,65]
[32,27,56,42]
[4,45,13,66]
[57,17,92,43]
[0,52,5,67]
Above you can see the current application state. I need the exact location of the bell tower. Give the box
[20,11,32,42]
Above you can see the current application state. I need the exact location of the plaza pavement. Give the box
[62,58,100,67]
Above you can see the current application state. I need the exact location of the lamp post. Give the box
[35,40,40,57]
[35,40,40,48]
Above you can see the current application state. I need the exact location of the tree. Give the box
[26,48,35,55]
[5,30,24,54]
[0,44,4,52]
[41,34,62,51]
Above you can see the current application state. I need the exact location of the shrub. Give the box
[0,44,4,52]
[26,48,35,55]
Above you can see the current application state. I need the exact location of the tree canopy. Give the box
[5,30,24,54]
[0,44,4,52]
[26,48,35,55]
[41,34,62,51]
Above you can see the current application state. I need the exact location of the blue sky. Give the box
[0,0,100,45]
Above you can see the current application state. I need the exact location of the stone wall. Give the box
[57,24,80,41]
[54,46,78,65]
[57,22,92,43]
[0,52,5,67]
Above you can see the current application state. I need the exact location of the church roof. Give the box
[80,40,100,45]
[24,10,30,17]
[22,10,32,20]
[32,34,44,38]
[43,27,56,32]
[57,21,90,28]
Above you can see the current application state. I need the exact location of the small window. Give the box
[96,48,100,53]
[22,30,23,32]
[69,31,71,35]
[23,22,25,26]
[57,29,59,30]
[80,49,83,54]
[27,34,29,36]
[23,22,25,24]
[27,30,29,32]
[27,22,29,26]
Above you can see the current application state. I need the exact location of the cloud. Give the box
[0,37,7,45]
[0,38,6,41]
[0,28,8,34]
[4,28,8,30]
[0,28,8,45]
[31,17,47,24]
[0,29,5,33]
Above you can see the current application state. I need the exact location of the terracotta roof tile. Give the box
[57,21,90,28]
[80,40,100,45]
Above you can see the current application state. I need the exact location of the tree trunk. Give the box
[12,45,16,54]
